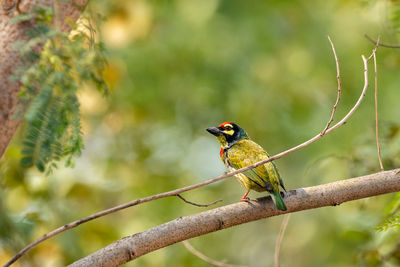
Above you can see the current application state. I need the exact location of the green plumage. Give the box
[224,139,287,211]
[207,122,287,211]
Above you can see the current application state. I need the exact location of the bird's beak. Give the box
[206,127,222,136]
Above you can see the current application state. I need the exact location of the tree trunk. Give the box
[0,0,88,158]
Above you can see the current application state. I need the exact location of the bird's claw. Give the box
[240,197,251,202]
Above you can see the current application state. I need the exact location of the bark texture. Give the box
[0,0,88,158]
[69,168,400,267]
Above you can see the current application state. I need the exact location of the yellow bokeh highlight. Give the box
[5,186,28,213]
[102,0,153,47]
[103,59,126,90]
[78,87,109,116]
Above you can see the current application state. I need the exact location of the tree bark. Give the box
[69,168,400,267]
[0,0,88,158]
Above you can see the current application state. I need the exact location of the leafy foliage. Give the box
[376,213,400,231]
[14,6,108,172]
[387,0,400,34]
[375,192,400,232]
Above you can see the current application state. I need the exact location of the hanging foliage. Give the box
[11,6,108,173]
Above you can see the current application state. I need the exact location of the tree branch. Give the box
[372,37,384,171]
[274,213,291,267]
[68,169,400,267]
[176,194,223,207]
[365,34,400,48]
[0,0,88,158]
[321,36,341,135]
[4,37,380,266]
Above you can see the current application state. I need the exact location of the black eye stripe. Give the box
[218,125,233,131]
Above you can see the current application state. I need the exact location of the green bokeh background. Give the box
[2,0,400,266]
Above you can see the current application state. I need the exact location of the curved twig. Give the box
[321,36,342,135]
[274,214,291,267]
[365,34,400,48]
[183,240,246,267]
[177,194,222,207]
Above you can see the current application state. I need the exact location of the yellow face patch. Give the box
[223,129,234,135]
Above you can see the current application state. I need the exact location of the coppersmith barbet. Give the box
[206,122,287,211]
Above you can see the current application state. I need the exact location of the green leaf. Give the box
[20,157,33,167]
[376,213,400,231]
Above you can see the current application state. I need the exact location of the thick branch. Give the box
[69,169,400,267]
[0,0,88,158]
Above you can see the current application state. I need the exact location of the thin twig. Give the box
[365,34,400,48]
[321,36,342,135]
[177,194,222,207]
[274,214,291,267]
[4,40,380,267]
[373,36,384,171]
[183,240,246,267]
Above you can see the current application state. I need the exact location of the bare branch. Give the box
[4,40,380,267]
[321,36,342,135]
[372,37,384,171]
[365,34,400,48]
[274,214,291,267]
[183,240,246,267]
[177,194,222,207]
[69,169,400,267]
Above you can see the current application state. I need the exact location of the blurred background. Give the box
[2,0,400,266]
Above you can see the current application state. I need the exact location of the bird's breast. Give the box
[220,149,230,168]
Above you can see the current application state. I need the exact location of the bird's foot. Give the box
[240,197,251,202]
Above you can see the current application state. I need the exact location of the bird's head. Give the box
[206,122,249,148]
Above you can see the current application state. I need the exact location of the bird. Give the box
[206,122,287,211]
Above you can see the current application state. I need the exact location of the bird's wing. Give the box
[227,140,279,190]
[266,158,286,191]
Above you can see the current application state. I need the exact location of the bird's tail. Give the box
[270,191,287,211]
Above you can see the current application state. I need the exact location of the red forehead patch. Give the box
[218,122,231,127]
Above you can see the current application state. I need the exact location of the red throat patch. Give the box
[219,148,224,159]
[218,122,231,128]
